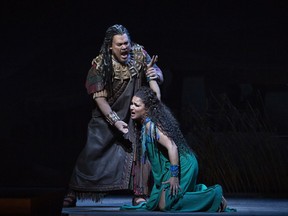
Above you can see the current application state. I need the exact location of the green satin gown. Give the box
[121,118,225,212]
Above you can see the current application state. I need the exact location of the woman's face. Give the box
[130,96,146,121]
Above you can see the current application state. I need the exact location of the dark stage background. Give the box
[1,0,287,201]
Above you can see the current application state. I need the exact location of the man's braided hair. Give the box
[99,24,133,96]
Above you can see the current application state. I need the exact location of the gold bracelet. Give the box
[105,111,120,125]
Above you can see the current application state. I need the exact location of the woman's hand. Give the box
[91,57,97,65]
[146,67,159,81]
[162,177,180,196]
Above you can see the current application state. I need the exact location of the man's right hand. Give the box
[91,58,97,65]
[114,121,129,134]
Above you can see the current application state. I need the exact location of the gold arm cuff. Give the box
[105,111,120,125]
[93,90,108,100]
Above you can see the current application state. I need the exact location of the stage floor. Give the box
[62,195,288,216]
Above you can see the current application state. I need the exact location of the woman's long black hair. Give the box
[134,86,192,154]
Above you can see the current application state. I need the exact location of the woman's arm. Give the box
[148,79,161,101]
[157,129,179,165]
[151,125,180,196]
[146,55,161,100]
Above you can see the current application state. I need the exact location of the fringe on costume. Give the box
[74,191,107,202]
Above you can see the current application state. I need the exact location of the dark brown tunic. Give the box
[69,44,162,199]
